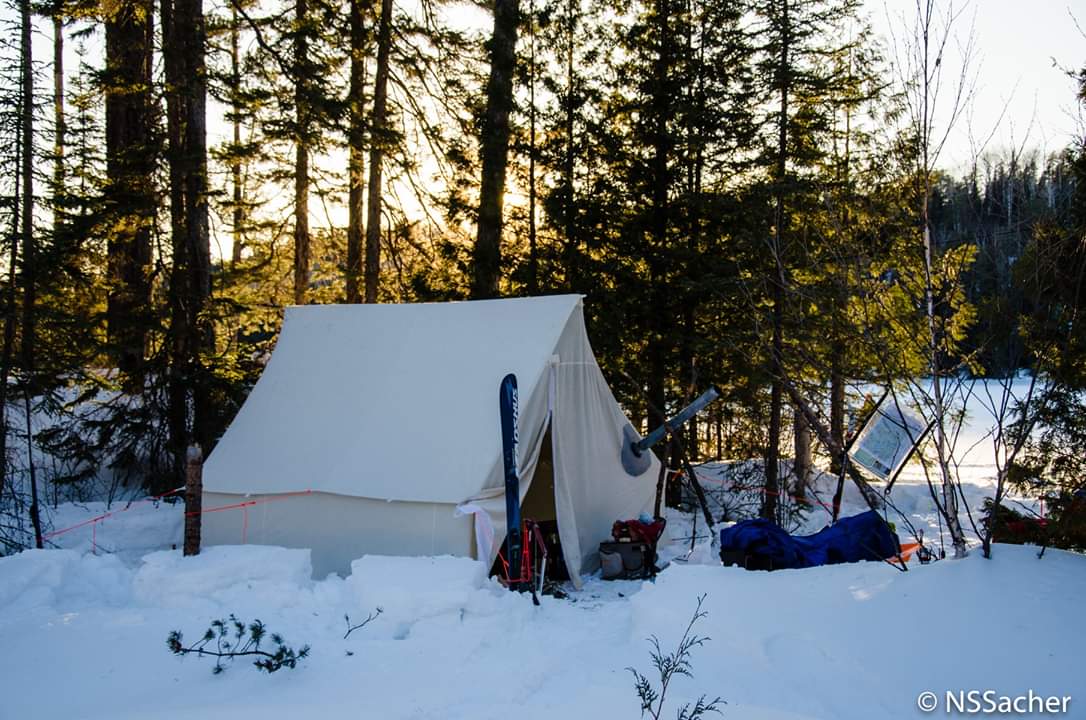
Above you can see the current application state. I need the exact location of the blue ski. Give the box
[499,373,523,591]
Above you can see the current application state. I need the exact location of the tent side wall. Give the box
[201,491,473,578]
[550,304,660,578]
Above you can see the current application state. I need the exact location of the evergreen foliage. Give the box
[167,615,311,674]
[628,594,724,720]
[0,0,1082,551]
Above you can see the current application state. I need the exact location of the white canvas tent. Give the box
[202,295,660,587]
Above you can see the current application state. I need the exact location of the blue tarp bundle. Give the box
[719,510,900,569]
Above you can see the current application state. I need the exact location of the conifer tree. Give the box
[536,0,603,295]
[18,0,43,548]
[363,0,392,304]
[292,0,311,304]
[162,0,212,487]
[102,0,155,385]
[344,0,368,303]
[748,0,863,522]
[472,0,519,299]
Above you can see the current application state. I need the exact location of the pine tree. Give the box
[162,0,212,489]
[18,0,43,548]
[363,0,392,304]
[0,2,23,512]
[536,0,605,295]
[471,0,519,299]
[344,0,368,303]
[102,0,155,385]
[748,0,864,522]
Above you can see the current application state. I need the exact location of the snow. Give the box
[0,549,132,614]
[2,540,1082,719]
[134,546,314,612]
[2,377,1083,719]
[632,554,1083,718]
[47,499,185,562]
[348,555,492,638]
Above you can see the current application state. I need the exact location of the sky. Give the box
[861,0,1084,172]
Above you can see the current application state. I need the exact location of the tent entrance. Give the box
[521,425,556,522]
[490,426,570,584]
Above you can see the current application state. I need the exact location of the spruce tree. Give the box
[472,0,519,299]
[344,0,368,303]
[102,0,155,386]
[748,0,864,522]
[162,0,212,489]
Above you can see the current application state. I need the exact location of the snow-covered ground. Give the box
[2,536,1082,719]
[2,378,1083,719]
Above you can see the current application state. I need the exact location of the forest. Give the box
[1,0,1084,555]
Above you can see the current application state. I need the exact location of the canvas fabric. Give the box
[202,296,659,587]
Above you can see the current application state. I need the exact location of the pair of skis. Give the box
[499,373,541,605]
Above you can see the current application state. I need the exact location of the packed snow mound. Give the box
[348,554,497,637]
[134,545,313,611]
[0,549,132,615]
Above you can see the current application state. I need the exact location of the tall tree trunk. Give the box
[53,11,65,213]
[526,0,538,295]
[364,0,392,304]
[715,407,722,459]
[344,0,367,303]
[764,289,783,521]
[20,0,43,549]
[471,0,519,299]
[162,0,183,494]
[561,0,576,291]
[829,353,845,474]
[229,6,244,266]
[646,0,671,432]
[292,0,310,305]
[104,0,155,385]
[793,406,810,499]
[762,0,789,523]
[829,49,851,477]
[163,0,211,492]
[681,2,706,449]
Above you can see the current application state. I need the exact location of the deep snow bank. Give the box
[630,546,1086,718]
[1,543,1083,720]
[134,545,314,611]
[0,549,132,614]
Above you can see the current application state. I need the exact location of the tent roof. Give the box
[204,295,583,503]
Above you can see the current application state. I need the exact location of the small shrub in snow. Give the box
[628,594,724,720]
[167,615,310,674]
[343,608,382,639]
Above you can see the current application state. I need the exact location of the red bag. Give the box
[612,518,666,546]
